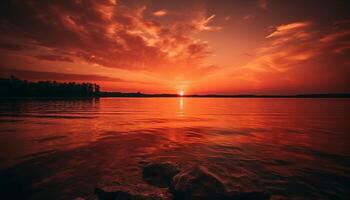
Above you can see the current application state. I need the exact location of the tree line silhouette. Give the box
[0,76,100,98]
[1,76,349,99]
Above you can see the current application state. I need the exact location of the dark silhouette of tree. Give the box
[0,76,100,98]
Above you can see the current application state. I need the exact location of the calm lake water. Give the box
[0,98,349,199]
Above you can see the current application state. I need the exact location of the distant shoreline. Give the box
[1,93,349,100]
[99,92,350,98]
[1,77,349,99]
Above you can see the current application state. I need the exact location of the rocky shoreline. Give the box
[88,162,270,200]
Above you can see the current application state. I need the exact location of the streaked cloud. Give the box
[192,14,222,31]
[226,21,350,93]
[153,9,167,17]
[266,22,312,39]
[320,30,350,43]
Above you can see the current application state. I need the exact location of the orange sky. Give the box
[0,0,350,94]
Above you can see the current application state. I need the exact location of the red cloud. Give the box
[229,21,350,93]
[0,0,218,80]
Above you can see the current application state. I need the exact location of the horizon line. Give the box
[100,92,350,98]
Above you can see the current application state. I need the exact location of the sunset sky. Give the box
[0,0,350,94]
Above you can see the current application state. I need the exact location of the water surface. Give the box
[0,98,349,199]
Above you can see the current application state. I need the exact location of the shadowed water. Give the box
[0,98,349,199]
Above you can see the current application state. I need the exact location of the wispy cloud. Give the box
[153,9,167,17]
[0,0,218,80]
[192,14,222,31]
[266,22,312,39]
[228,21,350,93]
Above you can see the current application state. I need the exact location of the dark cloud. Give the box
[0,43,24,51]
[35,54,74,62]
[0,68,126,82]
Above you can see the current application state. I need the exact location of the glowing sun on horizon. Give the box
[179,91,184,97]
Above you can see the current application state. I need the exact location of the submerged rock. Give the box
[171,165,227,200]
[171,165,270,200]
[225,190,271,200]
[73,198,86,200]
[95,184,171,200]
[142,162,179,188]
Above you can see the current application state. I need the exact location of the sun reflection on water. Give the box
[178,97,184,116]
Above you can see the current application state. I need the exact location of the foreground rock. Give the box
[171,165,270,200]
[95,184,171,200]
[142,162,179,188]
[96,163,269,200]
[171,165,227,200]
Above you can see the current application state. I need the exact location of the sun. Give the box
[178,91,184,97]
